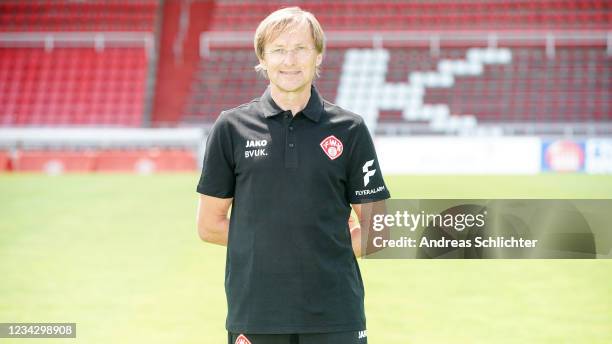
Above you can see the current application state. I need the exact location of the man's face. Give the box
[259,23,322,94]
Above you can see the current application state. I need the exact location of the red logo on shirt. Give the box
[235,334,252,344]
[320,135,343,160]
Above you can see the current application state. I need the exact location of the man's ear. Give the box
[315,53,322,66]
[259,59,267,70]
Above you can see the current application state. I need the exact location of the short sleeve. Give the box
[346,120,391,204]
[196,112,235,198]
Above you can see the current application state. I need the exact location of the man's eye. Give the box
[273,49,285,54]
[295,47,306,52]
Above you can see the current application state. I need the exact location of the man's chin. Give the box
[274,82,309,93]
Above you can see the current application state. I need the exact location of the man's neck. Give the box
[270,84,312,116]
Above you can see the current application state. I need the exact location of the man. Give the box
[196,7,389,344]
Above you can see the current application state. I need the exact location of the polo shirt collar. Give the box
[260,85,324,122]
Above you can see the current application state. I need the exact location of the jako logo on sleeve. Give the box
[362,159,376,186]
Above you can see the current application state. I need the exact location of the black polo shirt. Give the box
[197,85,390,334]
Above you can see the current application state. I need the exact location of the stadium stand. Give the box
[0,47,147,127]
[186,0,611,135]
[0,0,159,32]
[0,0,159,127]
[184,44,610,131]
[0,0,163,173]
[422,47,610,123]
[210,0,612,31]
[0,0,611,173]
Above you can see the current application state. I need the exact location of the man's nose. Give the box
[282,50,298,64]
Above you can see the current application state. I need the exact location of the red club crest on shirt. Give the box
[320,135,344,160]
[235,334,251,344]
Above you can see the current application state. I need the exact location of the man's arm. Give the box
[197,194,233,246]
[348,208,363,257]
[350,200,387,258]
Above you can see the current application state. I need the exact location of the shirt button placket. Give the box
[285,112,298,168]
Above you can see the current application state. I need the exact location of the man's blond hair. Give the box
[254,7,325,78]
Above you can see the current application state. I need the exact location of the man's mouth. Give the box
[280,71,300,75]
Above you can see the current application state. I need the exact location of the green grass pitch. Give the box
[1,174,611,343]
